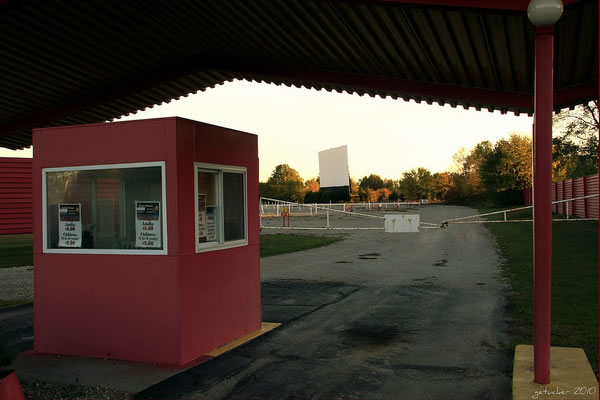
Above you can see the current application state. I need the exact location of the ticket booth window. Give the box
[195,163,247,252]
[43,162,167,254]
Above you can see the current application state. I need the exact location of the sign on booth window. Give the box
[58,203,82,248]
[198,194,207,239]
[206,206,217,242]
[135,201,161,248]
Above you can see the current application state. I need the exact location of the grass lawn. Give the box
[481,208,598,374]
[0,233,33,268]
[260,234,343,257]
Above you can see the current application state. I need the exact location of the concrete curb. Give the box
[513,345,598,400]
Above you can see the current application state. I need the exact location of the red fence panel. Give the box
[0,157,33,234]
[586,174,599,219]
[573,177,585,218]
[523,173,598,219]
[564,179,573,216]
[556,183,564,214]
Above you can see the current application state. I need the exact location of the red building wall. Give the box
[33,117,260,365]
[174,119,261,361]
[0,157,32,234]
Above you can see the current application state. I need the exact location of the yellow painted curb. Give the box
[513,345,598,400]
[206,322,281,357]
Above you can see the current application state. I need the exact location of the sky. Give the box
[1,79,534,182]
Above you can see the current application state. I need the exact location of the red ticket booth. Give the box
[32,117,260,365]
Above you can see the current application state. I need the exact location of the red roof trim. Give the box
[236,66,534,112]
[553,82,599,109]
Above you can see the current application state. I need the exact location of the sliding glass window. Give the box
[195,163,247,252]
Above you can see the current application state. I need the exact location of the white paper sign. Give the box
[198,194,207,240]
[135,201,161,248]
[58,203,82,247]
[206,207,217,242]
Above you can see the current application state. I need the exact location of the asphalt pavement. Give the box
[2,205,513,399]
[139,205,512,399]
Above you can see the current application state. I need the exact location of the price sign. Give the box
[198,193,207,241]
[135,201,161,248]
[206,207,217,242]
[58,203,82,248]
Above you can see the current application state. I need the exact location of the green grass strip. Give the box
[481,208,598,373]
[260,234,342,257]
[0,234,33,268]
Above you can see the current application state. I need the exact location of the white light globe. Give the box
[527,0,564,26]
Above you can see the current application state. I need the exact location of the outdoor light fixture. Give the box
[527,0,564,26]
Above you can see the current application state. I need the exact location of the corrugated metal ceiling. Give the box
[0,0,597,149]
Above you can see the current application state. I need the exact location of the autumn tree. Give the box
[260,164,305,202]
[552,101,599,180]
[480,134,532,192]
[349,178,360,202]
[398,167,433,200]
[304,178,320,193]
[359,174,384,190]
[431,172,453,201]
[451,141,493,202]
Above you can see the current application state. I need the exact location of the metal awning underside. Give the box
[1,0,598,149]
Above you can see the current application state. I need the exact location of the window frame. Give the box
[42,161,168,255]
[194,162,248,253]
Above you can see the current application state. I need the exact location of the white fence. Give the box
[259,197,424,217]
[259,197,432,231]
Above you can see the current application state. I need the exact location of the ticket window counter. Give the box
[33,117,260,366]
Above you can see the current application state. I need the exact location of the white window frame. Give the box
[42,161,168,255]
[194,162,248,253]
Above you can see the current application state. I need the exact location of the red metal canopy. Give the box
[0,0,597,149]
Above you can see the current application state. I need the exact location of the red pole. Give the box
[533,26,554,385]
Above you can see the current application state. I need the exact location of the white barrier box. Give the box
[384,214,419,233]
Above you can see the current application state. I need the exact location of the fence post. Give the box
[566,201,569,220]
[571,178,576,217]
[583,176,588,218]
[327,210,330,229]
[553,183,557,213]
[561,180,566,215]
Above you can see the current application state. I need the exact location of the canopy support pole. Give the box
[533,25,554,385]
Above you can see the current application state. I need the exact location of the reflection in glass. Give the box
[46,166,163,250]
[223,172,245,241]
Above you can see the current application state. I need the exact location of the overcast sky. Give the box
[1,79,534,182]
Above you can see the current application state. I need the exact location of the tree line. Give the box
[260,102,598,206]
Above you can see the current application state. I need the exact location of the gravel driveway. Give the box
[261,204,506,290]
[0,265,34,302]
